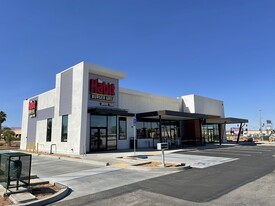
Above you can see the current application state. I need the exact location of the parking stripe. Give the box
[190,150,251,157]
[219,147,273,152]
[215,148,262,154]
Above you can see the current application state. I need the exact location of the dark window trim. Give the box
[61,115,68,142]
[119,117,127,140]
[46,118,52,142]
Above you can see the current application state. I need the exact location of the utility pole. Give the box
[259,109,262,134]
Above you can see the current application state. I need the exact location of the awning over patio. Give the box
[88,107,134,116]
[205,117,248,124]
[205,117,249,144]
[136,110,249,145]
[136,110,208,121]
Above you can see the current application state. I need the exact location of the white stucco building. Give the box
[20,62,248,155]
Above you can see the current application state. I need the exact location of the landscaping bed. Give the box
[134,161,182,167]
[0,183,63,205]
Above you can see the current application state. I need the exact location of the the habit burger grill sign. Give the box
[29,100,37,118]
[90,79,115,102]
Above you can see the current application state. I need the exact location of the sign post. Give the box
[157,143,168,167]
[133,115,136,156]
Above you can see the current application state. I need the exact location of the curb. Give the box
[31,152,107,167]
[126,163,192,172]
[14,183,69,206]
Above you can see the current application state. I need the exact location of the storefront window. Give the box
[136,121,178,139]
[107,116,117,150]
[61,115,68,142]
[119,117,127,140]
[202,124,220,143]
[46,118,52,142]
[91,115,107,127]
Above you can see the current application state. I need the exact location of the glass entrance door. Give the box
[90,127,107,151]
[208,129,214,142]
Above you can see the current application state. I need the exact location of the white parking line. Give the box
[234,147,272,152]
[214,148,262,154]
[190,150,251,157]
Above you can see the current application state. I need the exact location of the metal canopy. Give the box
[204,117,248,124]
[205,117,249,145]
[88,107,134,116]
[136,110,208,121]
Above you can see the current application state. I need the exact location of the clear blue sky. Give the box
[0,0,274,130]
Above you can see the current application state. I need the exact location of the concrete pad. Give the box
[9,192,37,204]
[42,166,121,183]
[146,153,238,168]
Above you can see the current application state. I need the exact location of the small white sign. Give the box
[157,143,168,150]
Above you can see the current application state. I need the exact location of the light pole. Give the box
[259,109,262,134]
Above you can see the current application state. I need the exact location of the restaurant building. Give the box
[20,62,248,155]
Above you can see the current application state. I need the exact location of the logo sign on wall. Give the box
[90,79,115,103]
[28,100,37,118]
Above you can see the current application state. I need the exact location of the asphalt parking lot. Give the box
[51,144,275,206]
[2,144,275,205]
[30,154,178,201]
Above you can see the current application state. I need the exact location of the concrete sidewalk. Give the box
[77,143,239,168]
[10,143,240,169]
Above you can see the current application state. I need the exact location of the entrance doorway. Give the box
[202,124,220,143]
[208,129,214,142]
[90,127,107,150]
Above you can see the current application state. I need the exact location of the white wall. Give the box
[36,119,47,149]
[117,116,133,150]
[71,62,86,155]
[181,95,195,113]
[32,62,87,155]
[119,88,180,113]
[20,100,29,150]
[193,95,224,117]
[36,90,55,152]
[38,89,55,110]
[51,62,86,155]
[182,94,224,117]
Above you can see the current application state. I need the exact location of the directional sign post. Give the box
[157,143,168,167]
[133,116,136,156]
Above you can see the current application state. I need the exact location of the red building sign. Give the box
[29,100,37,117]
[90,79,115,102]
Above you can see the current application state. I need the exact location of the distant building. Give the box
[12,128,21,139]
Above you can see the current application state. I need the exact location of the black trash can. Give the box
[130,137,138,149]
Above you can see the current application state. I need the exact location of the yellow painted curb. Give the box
[112,163,129,168]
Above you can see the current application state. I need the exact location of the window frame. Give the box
[61,115,68,142]
[118,117,127,140]
[46,118,52,142]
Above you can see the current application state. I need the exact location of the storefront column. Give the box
[218,124,222,145]
[237,123,244,143]
[199,119,203,146]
